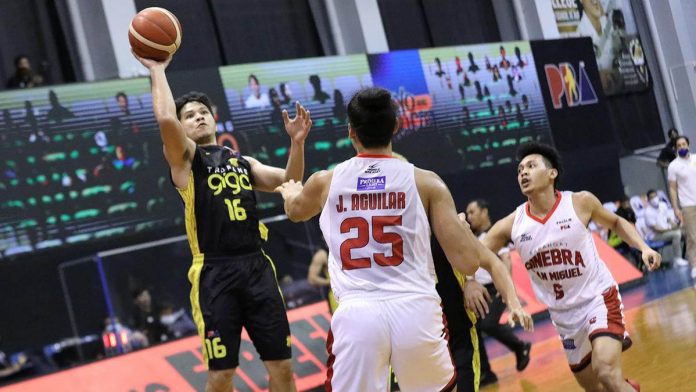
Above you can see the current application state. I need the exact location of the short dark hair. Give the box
[13,55,28,67]
[175,91,214,119]
[517,142,563,187]
[115,91,127,101]
[470,198,490,212]
[677,135,690,146]
[347,87,398,148]
[647,189,657,198]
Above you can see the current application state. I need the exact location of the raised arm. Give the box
[276,170,332,222]
[133,53,194,186]
[246,102,312,192]
[575,191,661,271]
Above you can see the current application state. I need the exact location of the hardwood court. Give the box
[482,288,696,392]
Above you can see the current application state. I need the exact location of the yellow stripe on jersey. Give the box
[453,267,481,391]
[187,254,207,365]
[177,171,201,256]
[261,250,287,305]
[258,222,269,242]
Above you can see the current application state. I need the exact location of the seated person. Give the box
[644,189,688,266]
[245,74,270,109]
[131,287,167,345]
[159,303,197,340]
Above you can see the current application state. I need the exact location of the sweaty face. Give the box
[179,101,216,145]
[517,154,556,195]
[465,202,486,232]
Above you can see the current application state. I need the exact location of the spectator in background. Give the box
[463,199,532,387]
[115,92,131,116]
[332,89,346,123]
[244,74,270,109]
[5,55,43,89]
[668,136,696,282]
[46,90,75,123]
[279,82,293,105]
[610,196,637,252]
[159,302,197,340]
[308,74,330,104]
[644,189,687,266]
[467,52,480,73]
[131,287,167,346]
[269,88,283,125]
[657,128,679,168]
[307,247,338,314]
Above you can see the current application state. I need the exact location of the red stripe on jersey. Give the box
[325,328,335,392]
[525,190,562,224]
[589,286,626,340]
[439,310,457,392]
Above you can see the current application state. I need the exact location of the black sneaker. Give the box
[480,371,498,387]
[515,341,532,371]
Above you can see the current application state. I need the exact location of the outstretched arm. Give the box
[479,213,533,331]
[276,170,332,222]
[576,191,661,271]
[133,53,194,187]
[247,102,312,192]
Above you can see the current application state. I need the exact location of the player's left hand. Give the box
[283,101,312,144]
[274,179,304,199]
[641,248,661,271]
[508,307,534,332]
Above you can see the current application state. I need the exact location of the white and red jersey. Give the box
[511,191,616,314]
[319,154,438,302]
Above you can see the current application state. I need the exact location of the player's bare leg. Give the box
[573,364,605,391]
[206,368,235,392]
[591,337,636,391]
[264,359,297,392]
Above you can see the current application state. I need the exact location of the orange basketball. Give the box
[128,7,182,61]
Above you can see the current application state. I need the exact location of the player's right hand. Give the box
[508,307,534,332]
[463,280,491,319]
[131,49,172,70]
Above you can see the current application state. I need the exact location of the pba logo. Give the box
[544,61,598,109]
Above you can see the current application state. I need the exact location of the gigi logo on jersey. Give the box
[208,171,252,195]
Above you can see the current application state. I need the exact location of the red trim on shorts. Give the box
[569,351,592,373]
[356,153,395,158]
[589,286,626,341]
[325,328,335,392]
[525,191,562,224]
[439,311,457,392]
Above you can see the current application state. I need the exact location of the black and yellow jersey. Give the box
[176,145,261,257]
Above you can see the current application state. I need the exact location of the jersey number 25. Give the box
[340,216,404,270]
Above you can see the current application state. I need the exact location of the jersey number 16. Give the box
[339,215,404,270]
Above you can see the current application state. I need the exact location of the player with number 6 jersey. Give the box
[275,87,533,392]
[483,142,660,392]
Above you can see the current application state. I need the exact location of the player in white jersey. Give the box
[483,142,660,392]
[276,87,533,392]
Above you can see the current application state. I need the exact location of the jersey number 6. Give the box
[340,215,404,270]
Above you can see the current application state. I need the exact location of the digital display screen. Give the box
[0,79,182,258]
[1,42,553,260]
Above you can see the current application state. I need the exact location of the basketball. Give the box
[128,7,182,61]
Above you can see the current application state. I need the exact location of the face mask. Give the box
[678,148,689,157]
[649,197,659,208]
[160,314,177,326]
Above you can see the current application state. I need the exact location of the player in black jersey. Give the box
[134,53,312,392]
